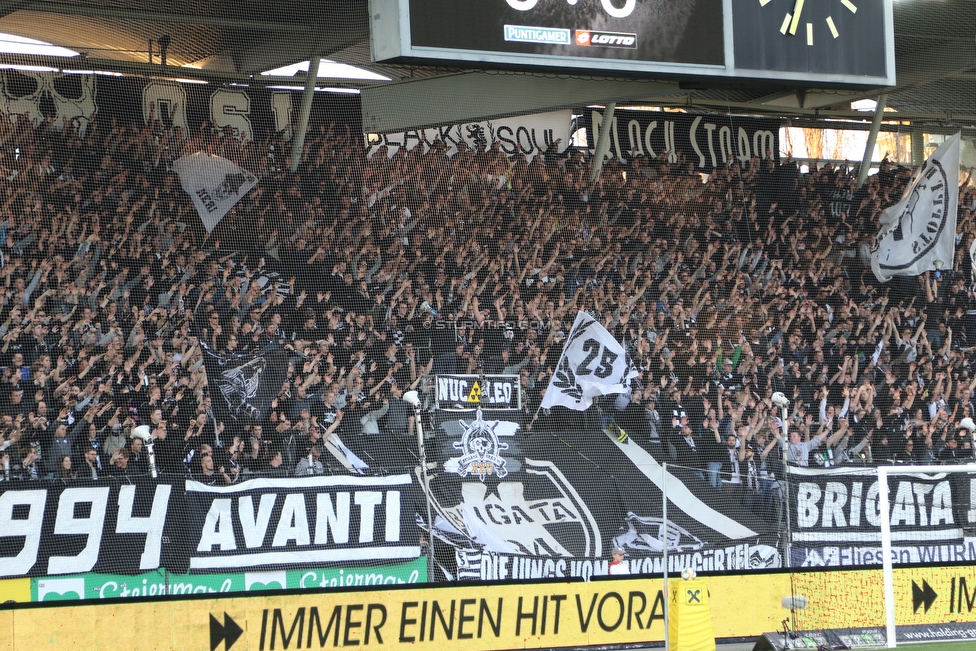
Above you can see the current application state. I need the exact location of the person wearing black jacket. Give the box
[939,435,966,464]
[674,423,703,479]
[701,411,729,489]
[615,388,652,445]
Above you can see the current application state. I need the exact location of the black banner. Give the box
[426,421,782,582]
[0,478,184,578]
[435,374,521,411]
[200,341,291,426]
[579,108,781,170]
[787,466,976,549]
[0,71,361,140]
[0,475,422,578]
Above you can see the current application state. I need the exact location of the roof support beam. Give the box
[290,54,320,173]
[856,92,889,189]
[0,53,372,89]
[361,71,680,133]
[22,1,310,32]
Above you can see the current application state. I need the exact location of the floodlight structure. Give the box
[404,390,436,571]
[131,425,158,478]
[772,391,790,440]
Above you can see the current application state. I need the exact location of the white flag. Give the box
[870,134,960,282]
[540,312,637,411]
[969,238,976,284]
[171,152,258,233]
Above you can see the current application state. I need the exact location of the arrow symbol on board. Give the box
[911,580,937,613]
[210,612,244,651]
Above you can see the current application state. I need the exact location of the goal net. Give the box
[788,464,976,648]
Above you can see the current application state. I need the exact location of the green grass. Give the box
[896,643,976,651]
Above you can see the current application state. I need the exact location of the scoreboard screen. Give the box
[369,0,894,87]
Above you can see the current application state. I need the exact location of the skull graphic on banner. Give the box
[0,71,96,135]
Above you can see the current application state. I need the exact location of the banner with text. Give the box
[0,478,184,579]
[0,574,791,648]
[7,566,976,649]
[367,110,572,160]
[787,465,976,562]
[30,557,426,602]
[184,475,422,572]
[580,108,781,169]
[426,422,782,582]
[435,374,520,411]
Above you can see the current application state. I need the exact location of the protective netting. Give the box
[0,0,974,607]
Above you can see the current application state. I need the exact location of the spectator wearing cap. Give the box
[609,546,630,575]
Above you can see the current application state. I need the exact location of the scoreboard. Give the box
[369,0,894,87]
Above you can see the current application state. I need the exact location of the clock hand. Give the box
[788,0,805,35]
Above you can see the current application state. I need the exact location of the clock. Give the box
[732,0,890,81]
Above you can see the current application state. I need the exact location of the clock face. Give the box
[733,0,889,79]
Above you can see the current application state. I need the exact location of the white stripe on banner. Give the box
[189,546,421,570]
[185,474,412,493]
[610,434,758,539]
[791,529,962,543]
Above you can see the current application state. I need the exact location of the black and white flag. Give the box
[870,133,960,282]
[540,312,636,411]
[172,152,258,233]
[200,341,289,425]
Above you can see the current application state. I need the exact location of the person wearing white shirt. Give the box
[609,546,630,575]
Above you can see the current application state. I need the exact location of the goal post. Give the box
[788,462,976,648]
[877,464,976,649]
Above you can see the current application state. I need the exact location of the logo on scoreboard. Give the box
[575,30,637,48]
[504,25,572,45]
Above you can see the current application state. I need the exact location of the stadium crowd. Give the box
[0,110,974,512]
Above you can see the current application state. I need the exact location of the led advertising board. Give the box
[369,0,895,87]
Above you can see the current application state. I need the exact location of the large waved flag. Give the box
[541,312,637,411]
[870,133,960,282]
[200,340,289,426]
[172,152,258,233]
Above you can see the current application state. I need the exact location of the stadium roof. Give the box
[0,0,972,129]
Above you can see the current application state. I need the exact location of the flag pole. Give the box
[528,401,546,434]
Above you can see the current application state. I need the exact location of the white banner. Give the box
[540,312,636,411]
[871,134,960,282]
[171,152,259,233]
[367,110,572,160]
